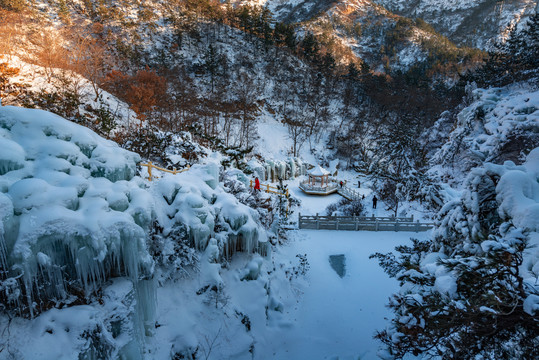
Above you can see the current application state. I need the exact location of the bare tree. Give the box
[233,71,260,149]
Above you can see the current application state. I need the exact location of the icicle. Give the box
[135,278,157,337]
[289,158,296,180]
[278,162,286,180]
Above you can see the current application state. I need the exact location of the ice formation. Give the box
[260,158,306,182]
[151,162,269,259]
[0,106,154,324]
[0,104,275,359]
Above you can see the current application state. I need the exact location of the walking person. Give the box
[358,180,360,188]
[339,181,343,188]
[372,195,378,209]
[254,177,261,192]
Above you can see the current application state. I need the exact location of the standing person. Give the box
[372,195,378,209]
[339,181,343,188]
[254,177,261,192]
[358,180,361,188]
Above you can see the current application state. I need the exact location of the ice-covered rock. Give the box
[151,162,268,258]
[0,106,153,318]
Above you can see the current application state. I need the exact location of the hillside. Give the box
[0,0,485,173]
[231,0,485,73]
[374,0,538,49]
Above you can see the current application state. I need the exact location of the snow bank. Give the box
[496,148,539,315]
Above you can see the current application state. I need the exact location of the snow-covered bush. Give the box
[149,221,199,284]
[325,198,365,217]
[432,85,539,173]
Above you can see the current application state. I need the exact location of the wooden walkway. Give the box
[298,214,434,232]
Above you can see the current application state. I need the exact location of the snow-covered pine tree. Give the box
[371,153,539,360]
[369,113,432,213]
[470,10,539,87]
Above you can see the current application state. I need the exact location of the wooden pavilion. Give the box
[299,165,339,195]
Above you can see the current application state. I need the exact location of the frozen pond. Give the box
[329,254,346,278]
[261,229,430,360]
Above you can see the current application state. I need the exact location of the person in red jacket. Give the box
[254,177,261,192]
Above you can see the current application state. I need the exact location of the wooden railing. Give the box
[298,213,434,232]
[249,180,289,197]
[139,161,190,181]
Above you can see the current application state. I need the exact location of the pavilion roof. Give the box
[308,165,330,176]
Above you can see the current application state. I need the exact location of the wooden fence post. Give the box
[316,213,319,230]
[375,219,379,231]
[335,217,339,230]
[355,216,359,231]
[148,161,153,181]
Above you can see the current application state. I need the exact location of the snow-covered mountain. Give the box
[373,0,539,48]
[230,0,484,74]
[238,0,537,53]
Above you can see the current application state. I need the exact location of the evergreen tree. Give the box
[257,7,274,48]
[469,11,539,87]
[203,44,224,93]
[300,32,320,61]
[319,52,336,74]
[274,22,296,49]
[346,62,360,81]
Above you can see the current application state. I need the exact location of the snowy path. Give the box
[260,229,429,360]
